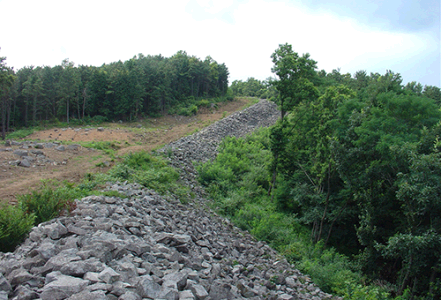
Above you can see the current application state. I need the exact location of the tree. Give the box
[268,43,319,197]
[270,43,319,121]
[0,52,16,139]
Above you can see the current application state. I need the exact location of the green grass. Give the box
[94,151,191,203]
[5,128,37,140]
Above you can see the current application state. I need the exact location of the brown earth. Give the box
[0,98,253,205]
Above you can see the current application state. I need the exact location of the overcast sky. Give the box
[1,0,439,87]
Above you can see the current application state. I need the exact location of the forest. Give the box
[199,44,441,298]
[0,50,230,139]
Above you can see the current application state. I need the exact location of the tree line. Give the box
[0,50,229,139]
[269,44,441,297]
[200,43,441,298]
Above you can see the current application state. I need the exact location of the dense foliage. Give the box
[0,50,229,138]
[199,44,441,298]
[230,77,278,100]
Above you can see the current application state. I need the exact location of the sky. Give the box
[0,0,440,87]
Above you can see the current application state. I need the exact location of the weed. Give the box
[0,203,35,252]
[18,180,84,224]
[5,128,36,140]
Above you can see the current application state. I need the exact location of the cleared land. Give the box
[0,98,253,204]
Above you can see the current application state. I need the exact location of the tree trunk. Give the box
[318,163,332,242]
[82,88,87,120]
[1,95,6,140]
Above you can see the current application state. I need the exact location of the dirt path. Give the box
[0,98,253,205]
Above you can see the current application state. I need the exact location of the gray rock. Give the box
[67,290,108,300]
[67,144,81,150]
[189,284,208,300]
[136,275,161,298]
[30,149,44,155]
[43,221,68,240]
[55,145,65,151]
[0,273,11,292]
[0,291,8,300]
[13,150,28,157]
[40,275,89,300]
[118,291,142,300]
[8,160,20,166]
[98,267,121,284]
[7,268,33,287]
[13,285,38,300]
[179,290,196,300]
[162,271,187,291]
[19,159,31,168]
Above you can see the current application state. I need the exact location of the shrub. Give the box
[197,99,210,108]
[18,181,83,225]
[0,204,35,252]
[5,128,35,140]
[95,151,191,202]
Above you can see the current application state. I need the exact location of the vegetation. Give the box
[94,151,191,201]
[198,44,441,299]
[2,43,441,298]
[0,150,190,253]
[0,50,229,138]
[230,77,278,100]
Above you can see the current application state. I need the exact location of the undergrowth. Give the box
[197,127,392,299]
[94,151,191,202]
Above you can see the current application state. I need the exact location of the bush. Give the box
[0,204,35,252]
[95,151,191,202]
[5,128,35,140]
[18,181,83,225]
[197,99,210,108]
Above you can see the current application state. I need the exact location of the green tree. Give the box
[269,43,319,197]
[270,43,319,120]
[0,52,16,139]
[58,59,79,123]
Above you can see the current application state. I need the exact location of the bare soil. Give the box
[0,98,252,205]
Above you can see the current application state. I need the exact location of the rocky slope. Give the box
[0,100,339,300]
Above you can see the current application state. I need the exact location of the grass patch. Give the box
[94,151,191,203]
[5,128,37,140]
[0,203,35,252]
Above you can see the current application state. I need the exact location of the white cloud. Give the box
[0,0,438,86]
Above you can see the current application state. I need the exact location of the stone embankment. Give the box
[0,100,339,299]
[157,100,280,191]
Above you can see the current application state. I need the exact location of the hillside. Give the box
[0,100,339,299]
[0,99,250,204]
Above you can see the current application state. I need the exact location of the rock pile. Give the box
[0,100,340,299]
[158,100,280,189]
[0,183,336,300]
[1,141,82,168]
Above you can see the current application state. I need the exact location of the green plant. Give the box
[0,204,35,252]
[5,128,36,140]
[197,99,210,108]
[94,151,191,203]
[18,180,85,224]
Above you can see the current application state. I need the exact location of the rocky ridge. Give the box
[157,100,280,190]
[0,100,339,299]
